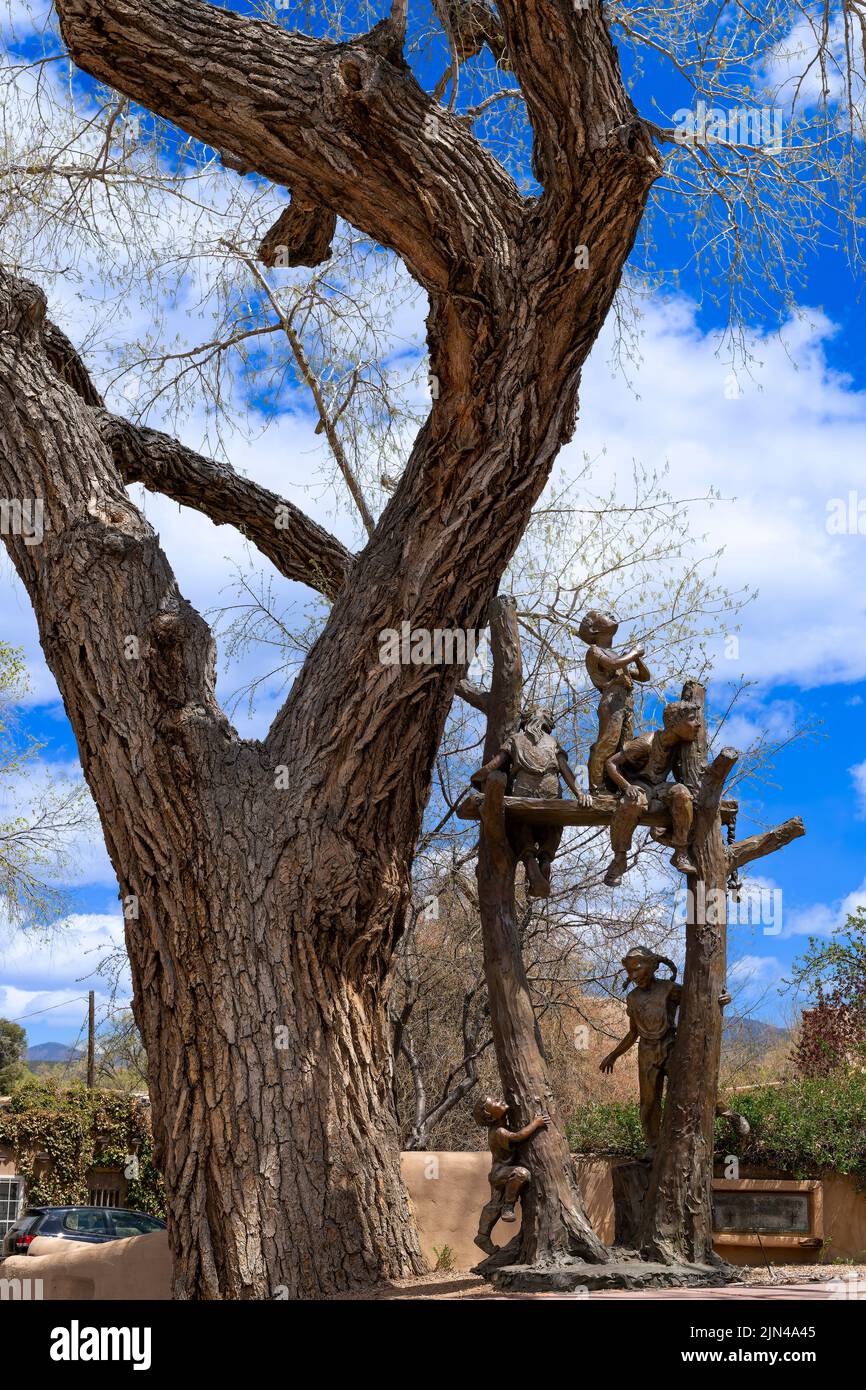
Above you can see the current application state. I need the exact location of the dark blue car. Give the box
[2,1205,165,1257]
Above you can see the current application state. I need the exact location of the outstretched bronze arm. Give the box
[507,1115,549,1145]
[599,1025,638,1073]
[605,750,646,802]
[471,749,509,787]
[557,750,592,807]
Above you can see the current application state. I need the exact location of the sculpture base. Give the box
[484,1258,736,1295]
[612,1156,652,1248]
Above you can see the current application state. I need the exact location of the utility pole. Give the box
[87,990,95,1088]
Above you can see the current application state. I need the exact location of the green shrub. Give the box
[722,1073,866,1180]
[568,1072,866,1182]
[566,1101,644,1158]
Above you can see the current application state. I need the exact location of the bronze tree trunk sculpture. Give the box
[462,667,805,1275]
[638,690,805,1262]
[473,596,608,1268]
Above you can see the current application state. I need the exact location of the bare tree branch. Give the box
[55,0,522,294]
[99,412,353,600]
[38,309,353,600]
[727,817,807,873]
[455,677,490,713]
[495,0,655,187]
[226,242,376,537]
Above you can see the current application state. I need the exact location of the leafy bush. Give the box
[568,1072,866,1182]
[727,1074,866,1180]
[789,912,866,1076]
[0,1076,165,1216]
[566,1101,645,1158]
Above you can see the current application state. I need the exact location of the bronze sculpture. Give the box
[600,946,735,1156]
[603,699,701,886]
[579,608,651,794]
[472,1096,548,1255]
[599,947,682,1155]
[471,704,590,897]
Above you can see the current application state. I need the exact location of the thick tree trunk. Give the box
[2,0,662,1298]
[141,873,422,1299]
[638,683,737,1265]
[0,278,422,1297]
[475,597,607,1267]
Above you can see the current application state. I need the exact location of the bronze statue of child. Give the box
[579,608,651,794]
[472,1096,548,1255]
[470,703,590,898]
[600,946,733,1156]
[603,699,701,886]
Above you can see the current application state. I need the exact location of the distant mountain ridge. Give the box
[26,1042,83,1063]
[723,1016,790,1052]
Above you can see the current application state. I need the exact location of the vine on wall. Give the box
[0,1077,165,1216]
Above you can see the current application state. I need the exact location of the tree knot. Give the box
[0,273,48,341]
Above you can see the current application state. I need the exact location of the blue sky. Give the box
[2,0,866,1045]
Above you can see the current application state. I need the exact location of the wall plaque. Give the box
[714,1189,811,1235]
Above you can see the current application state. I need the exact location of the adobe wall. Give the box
[401,1153,866,1269]
[0,1230,171,1299]
[399,1151,615,1268]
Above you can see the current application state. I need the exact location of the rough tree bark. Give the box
[473,595,608,1268]
[0,0,661,1297]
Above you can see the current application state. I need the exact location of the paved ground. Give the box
[581,1282,858,1300]
[331,1267,866,1299]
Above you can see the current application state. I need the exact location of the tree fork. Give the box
[8,0,665,1298]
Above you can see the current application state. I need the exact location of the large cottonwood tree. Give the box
[0,0,860,1298]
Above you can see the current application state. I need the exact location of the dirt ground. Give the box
[328,1264,866,1300]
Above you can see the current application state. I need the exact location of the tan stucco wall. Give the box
[400,1152,616,1268]
[401,1151,506,1270]
[573,1155,617,1245]
[821,1172,866,1262]
[404,1154,866,1270]
[1,1230,171,1299]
